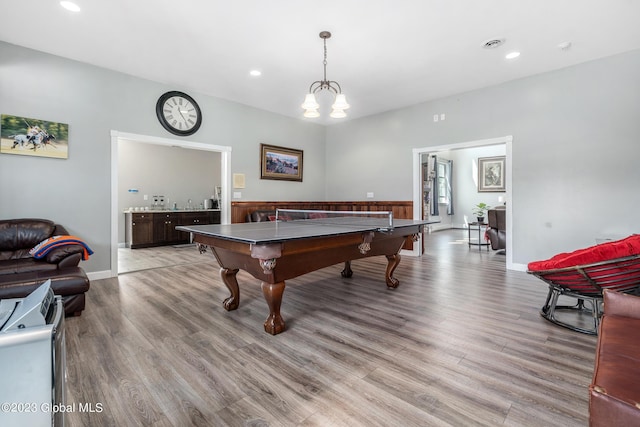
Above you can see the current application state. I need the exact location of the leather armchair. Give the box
[486,206,505,250]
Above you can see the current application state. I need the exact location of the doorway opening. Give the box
[412,135,514,269]
[109,131,232,277]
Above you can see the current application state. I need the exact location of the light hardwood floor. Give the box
[66,230,596,426]
[118,244,203,274]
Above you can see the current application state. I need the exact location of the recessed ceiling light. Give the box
[505,51,520,59]
[60,1,80,12]
[249,70,262,77]
[557,41,572,51]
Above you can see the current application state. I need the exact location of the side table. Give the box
[468,222,489,251]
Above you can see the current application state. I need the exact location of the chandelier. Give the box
[301,31,350,119]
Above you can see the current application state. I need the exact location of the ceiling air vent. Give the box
[482,38,505,49]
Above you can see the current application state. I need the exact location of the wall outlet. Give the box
[233,192,242,199]
[143,194,148,200]
[366,192,374,198]
[440,113,446,121]
[433,114,439,122]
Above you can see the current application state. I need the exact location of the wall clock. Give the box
[155,91,202,136]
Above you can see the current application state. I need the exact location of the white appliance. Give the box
[0,280,66,427]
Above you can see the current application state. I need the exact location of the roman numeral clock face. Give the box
[155,91,202,136]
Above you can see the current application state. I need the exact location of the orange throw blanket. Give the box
[29,235,94,261]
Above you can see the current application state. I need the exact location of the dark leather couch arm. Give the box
[603,289,640,319]
[41,223,84,268]
[590,289,640,426]
[486,207,506,250]
[46,247,83,268]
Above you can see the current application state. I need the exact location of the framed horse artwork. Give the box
[0,114,69,159]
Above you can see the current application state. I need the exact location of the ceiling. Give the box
[2,1,640,125]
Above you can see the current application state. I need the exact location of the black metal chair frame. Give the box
[528,254,640,335]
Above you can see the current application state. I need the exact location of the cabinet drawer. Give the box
[131,213,152,223]
[181,212,210,224]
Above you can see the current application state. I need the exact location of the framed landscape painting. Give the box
[260,143,303,182]
[0,114,69,159]
[478,156,505,192]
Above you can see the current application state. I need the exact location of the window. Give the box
[437,160,451,205]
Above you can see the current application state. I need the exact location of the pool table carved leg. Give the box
[385,254,401,288]
[262,281,286,335]
[220,268,240,311]
[341,261,353,278]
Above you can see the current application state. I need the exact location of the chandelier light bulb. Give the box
[304,109,320,118]
[332,94,350,110]
[301,93,319,110]
[330,109,347,119]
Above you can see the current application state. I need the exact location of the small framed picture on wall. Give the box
[260,143,303,182]
[478,156,505,192]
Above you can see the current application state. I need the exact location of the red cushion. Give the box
[528,235,640,271]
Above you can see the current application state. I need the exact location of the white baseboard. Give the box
[509,262,528,272]
[426,223,454,232]
[87,270,112,281]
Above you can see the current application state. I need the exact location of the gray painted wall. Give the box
[326,49,640,265]
[0,41,325,274]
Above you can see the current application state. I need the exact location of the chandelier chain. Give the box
[323,38,328,83]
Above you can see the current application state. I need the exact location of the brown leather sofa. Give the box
[486,206,506,251]
[245,210,276,222]
[245,210,309,222]
[589,290,640,426]
[0,218,90,316]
